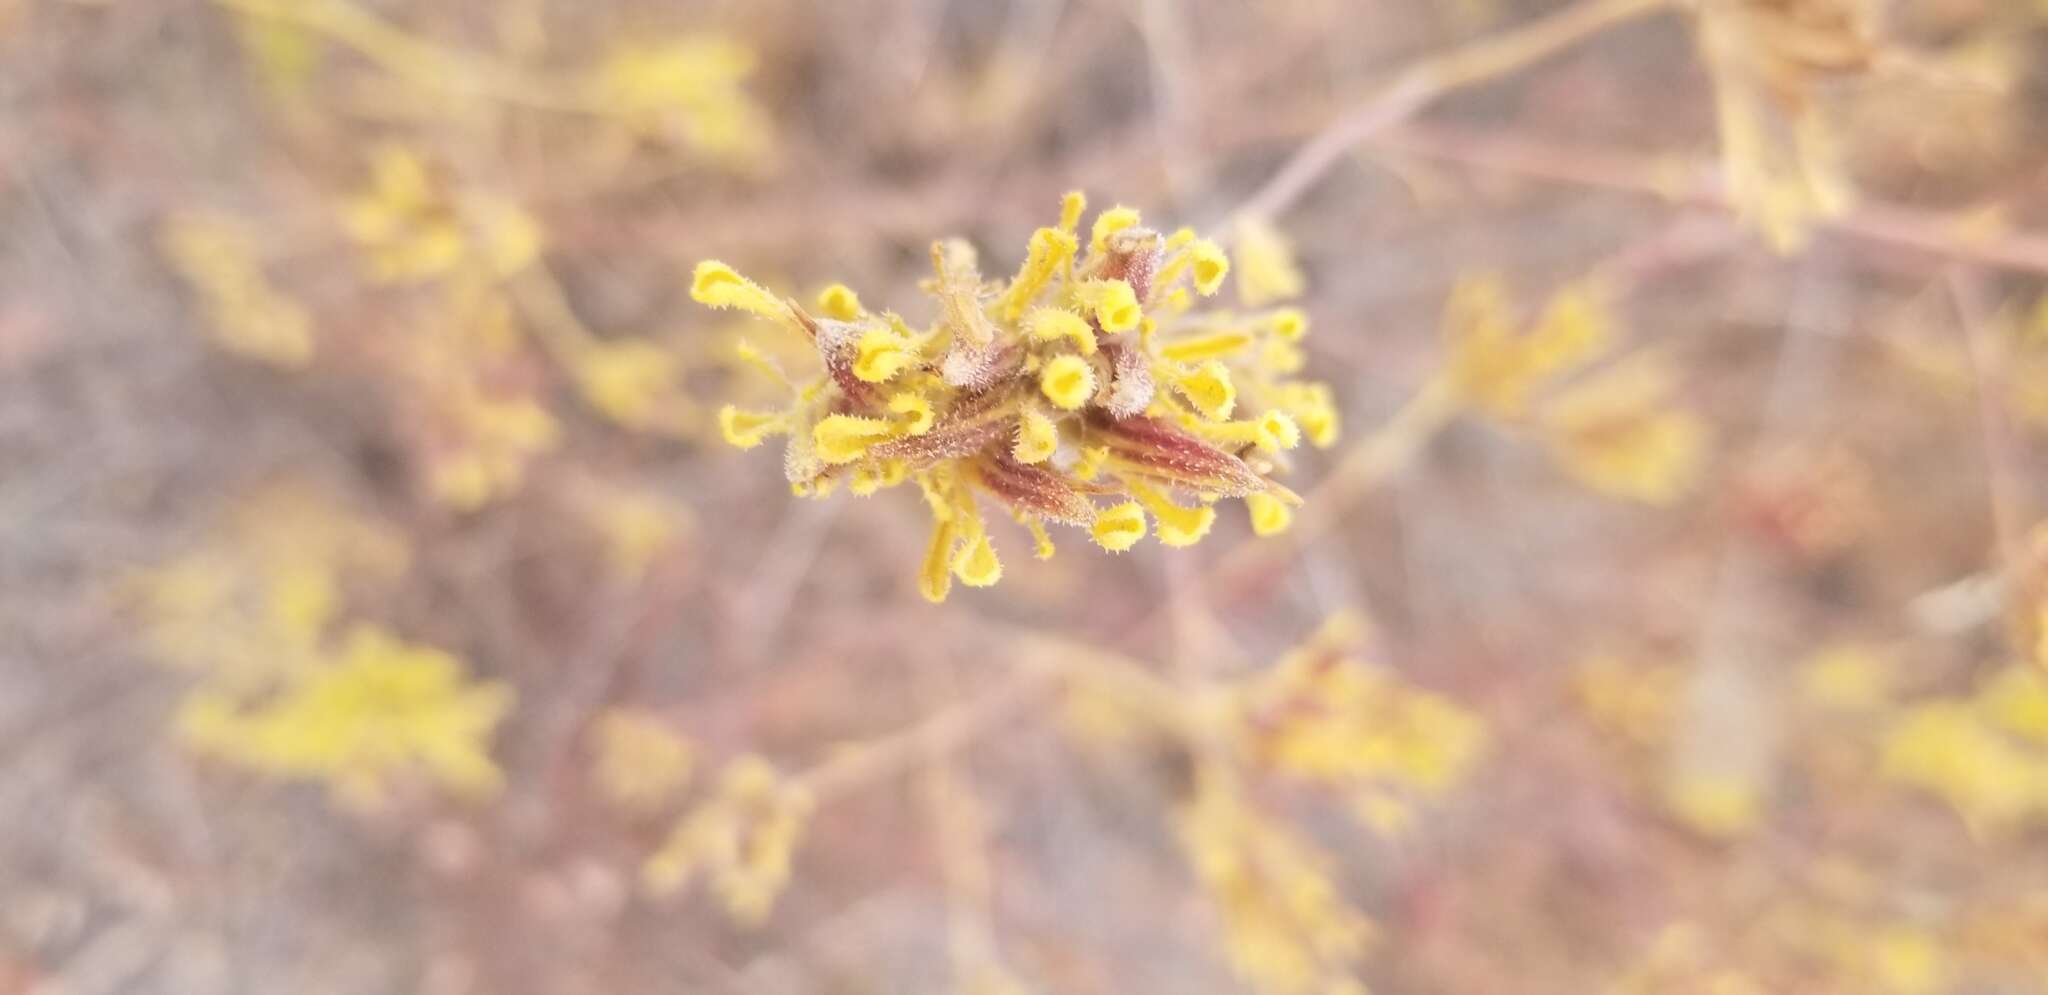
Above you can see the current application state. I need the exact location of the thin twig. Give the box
[1228,0,1675,226]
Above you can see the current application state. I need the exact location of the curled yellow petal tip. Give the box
[1077,279,1141,334]
[1189,239,1230,297]
[1089,206,1141,255]
[718,405,787,449]
[1014,407,1060,464]
[691,260,786,320]
[1269,308,1309,341]
[1040,354,1096,411]
[1172,359,1237,421]
[1024,307,1096,355]
[1246,491,1292,537]
[952,532,1002,587]
[1091,501,1147,552]
[813,414,893,463]
[852,327,913,383]
[817,283,861,321]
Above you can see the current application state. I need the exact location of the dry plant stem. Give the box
[916,658,999,981]
[1380,123,2048,277]
[1945,269,2031,580]
[1228,0,1674,227]
[791,624,1190,806]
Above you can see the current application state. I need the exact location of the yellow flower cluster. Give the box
[1441,275,1706,505]
[592,36,773,168]
[591,708,696,814]
[644,754,814,925]
[698,193,1339,600]
[130,484,410,688]
[1231,625,1486,834]
[160,212,315,368]
[1176,768,1375,995]
[341,144,540,284]
[180,625,512,807]
[130,485,511,807]
[1696,0,1874,251]
[1883,663,2048,834]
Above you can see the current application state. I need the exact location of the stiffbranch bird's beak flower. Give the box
[695,193,1338,601]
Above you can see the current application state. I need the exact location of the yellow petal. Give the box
[1077,279,1142,334]
[1188,239,1229,296]
[1024,307,1096,354]
[1040,355,1096,411]
[1013,407,1059,464]
[718,405,788,449]
[1090,501,1147,552]
[1171,360,1237,421]
[691,260,787,320]
[816,283,861,321]
[952,532,1002,587]
[812,414,893,463]
[1246,491,1292,536]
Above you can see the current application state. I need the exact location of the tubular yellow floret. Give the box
[887,392,936,435]
[1091,501,1147,552]
[1023,517,1056,559]
[1277,383,1339,447]
[813,414,894,463]
[1159,330,1253,363]
[1040,354,1096,411]
[1000,227,1080,321]
[952,532,1002,587]
[1024,307,1096,354]
[1058,191,1087,234]
[1131,485,1215,547]
[1089,206,1141,256]
[719,406,789,449]
[852,327,914,383]
[1269,308,1309,341]
[1170,360,1238,421]
[1245,491,1293,536]
[1076,279,1142,334]
[691,261,788,321]
[1189,239,1230,296]
[919,518,956,603]
[817,283,862,321]
[1255,410,1303,452]
[1014,407,1059,464]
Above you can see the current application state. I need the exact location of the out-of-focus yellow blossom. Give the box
[179,625,512,807]
[1573,654,1682,748]
[1231,218,1305,306]
[1176,767,1374,994]
[1663,770,1763,839]
[644,755,814,925]
[591,36,774,168]
[160,213,315,368]
[591,708,695,814]
[341,145,540,283]
[692,193,1337,600]
[572,482,689,581]
[1539,358,1707,505]
[1882,668,2048,833]
[1696,0,1873,251]
[425,390,560,510]
[1443,276,1611,419]
[1800,644,1895,711]
[130,484,410,690]
[1237,646,1485,799]
[571,338,681,430]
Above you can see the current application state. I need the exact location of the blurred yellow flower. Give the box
[160,212,315,368]
[180,625,512,807]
